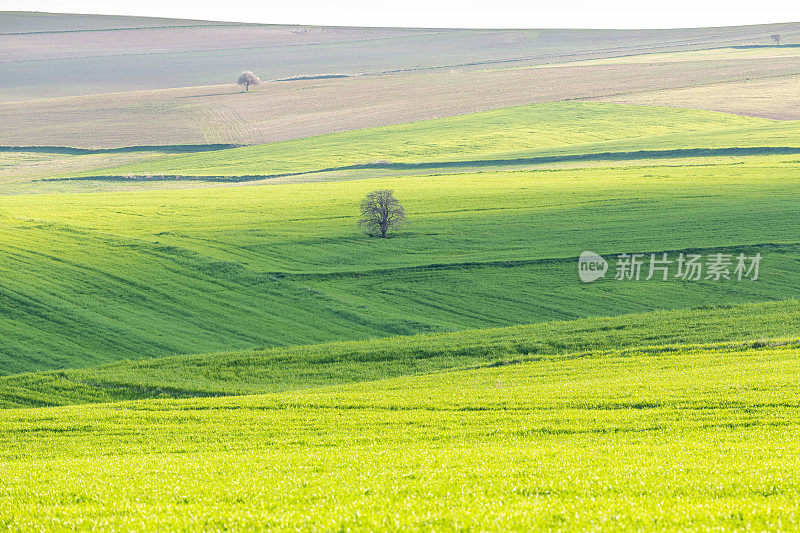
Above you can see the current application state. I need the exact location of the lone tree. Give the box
[359,189,406,238]
[771,34,782,45]
[237,71,261,91]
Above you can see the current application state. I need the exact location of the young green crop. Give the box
[81,102,773,178]
[2,160,800,373]
[1,342,799,531]
[3,299,799,408]
[2,102,800,373]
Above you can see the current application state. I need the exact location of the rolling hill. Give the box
[3,12,800,531]
[1,101,799,373]
[3,13,800,153]
[2,326,799,530]
[5,13,800,100]
[1,299,798,408]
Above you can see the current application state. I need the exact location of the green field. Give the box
[3,13,800,531]
[0,299,797,408]
[2,331,799,530]
[2,102,800,374]
[81,102,774,177]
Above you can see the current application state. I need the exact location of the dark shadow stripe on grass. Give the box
[330,146,800,172]
[272,242,800,280]
[46,146,800,184]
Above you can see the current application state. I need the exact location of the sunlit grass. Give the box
[2,340,799,531]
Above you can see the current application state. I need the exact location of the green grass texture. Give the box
[1,300,798,408]
[2,334,799,530]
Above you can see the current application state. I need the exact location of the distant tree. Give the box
[358,189,406,238]
[237,71,261,92]
[771,34,782,45]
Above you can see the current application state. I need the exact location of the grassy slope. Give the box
[1,337,799,530]
[2,165,799,373]
[9,101,800,189]
[2,102,800,374]
[1,300,799,408]
[88,102,772,177]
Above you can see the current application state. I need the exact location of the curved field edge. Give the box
[5,158,800,374]
[39,101,800,195]
[2,299,799,409]
[13,100,800,195]
[8,101,790,191]
[70,102,781,178]
[2,336,800,530]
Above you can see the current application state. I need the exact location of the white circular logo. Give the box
[578,251,608,283]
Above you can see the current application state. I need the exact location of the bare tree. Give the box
[237,71,261,92]
[771,34,782,45]
[359,189,406,238]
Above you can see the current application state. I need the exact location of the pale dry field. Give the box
[0,11,221,33]
[3,54,800,149]
[535,44,800,68]
[0,151,180,182]
[4,15,800,101]
[595,73,800,120]
[4,13,800,189]
[1,25,435,62]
